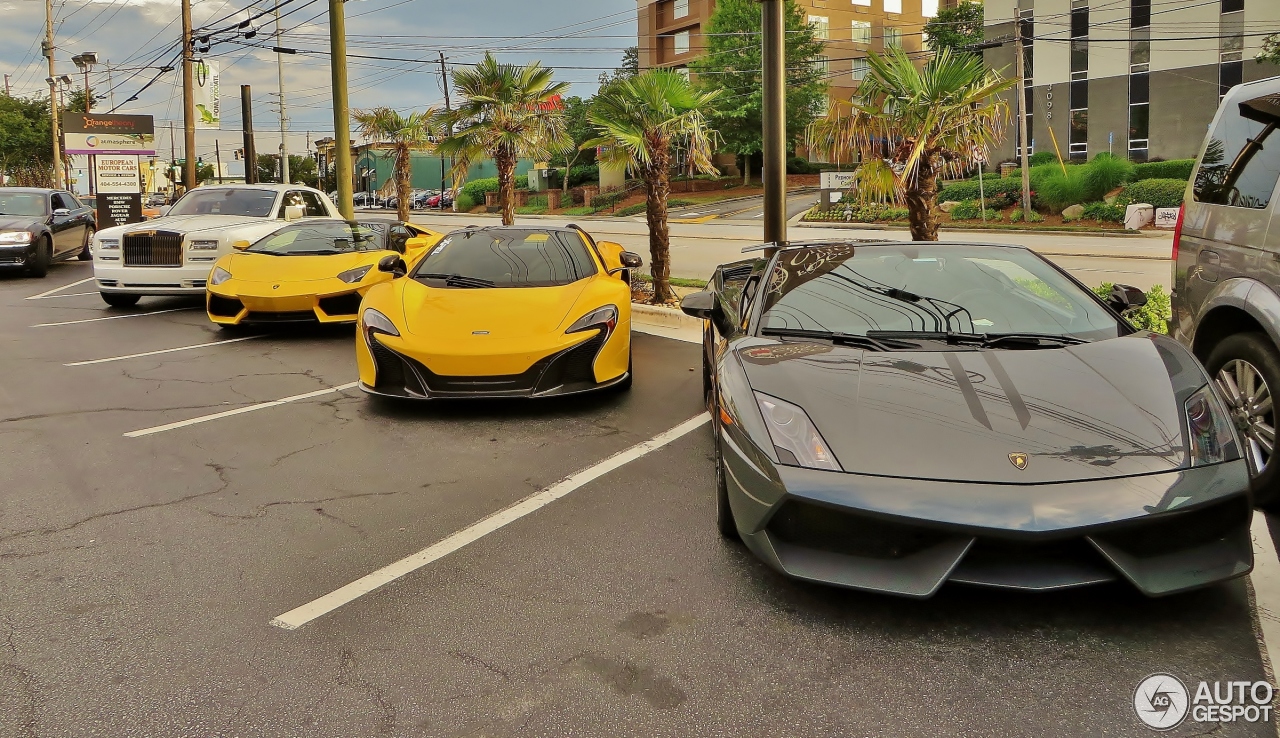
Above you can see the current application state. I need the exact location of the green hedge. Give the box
[458,175,530,205]
[455,193,478,212]
[951,200,1000,221]
[1028,152,1057,166]
[1133,159,1195,182]
[1118,178,1187,209]
[937,177,1024,207]
[1082,202,1125,223]
[806,202,909,222]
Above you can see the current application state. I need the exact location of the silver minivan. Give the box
[1173,75,1280,505]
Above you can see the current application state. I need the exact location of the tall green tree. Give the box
[438,53,571,226]
[558,96,596,194]
[584,70,721,304]
[689,0,827,184]
[598,46,640,89]
[1260,34,1280,65]
[0,94,55,186]
[353,106,440,221]
[808,48,1013,241]
[923,1,985,54]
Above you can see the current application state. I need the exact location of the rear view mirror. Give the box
[283,204,305,221]
[378,254,407,278]
[681,290,717,320]
[1107,284,1148,313]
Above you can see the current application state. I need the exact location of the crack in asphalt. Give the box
[0,462,233,544]
[0,663,41,738]
[337,649,396,736]
[449,650,513,683]
[314,507,365,537]
[201,489,412,522]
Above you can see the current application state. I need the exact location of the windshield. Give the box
[758,243,1123,344]
[247,221,387,255]
[168,188,277,217]
[0,192,47,217]
[411,229,597,288]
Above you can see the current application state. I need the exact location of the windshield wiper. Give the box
[417,272,497,289]
[866,330,1087,349]
[282,250,343,255]
[761,327,920,352]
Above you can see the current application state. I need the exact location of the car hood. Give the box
[399,278,588,339]
[99,214,268,238]
[738,334,1199,484]
[0,216,41,231]
[224,251,386,282]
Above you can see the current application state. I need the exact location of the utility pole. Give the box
[241,85,258,184]
[1014,2,1032,221]
[44,0,63,189]
[329,0,354,218]
[4,75,10,96]
[181,0,197,191]
[438,51,453,198]
[215,139,224,184]
[275,2,290,184]
[759,0,787,253]
[106,61,116,110]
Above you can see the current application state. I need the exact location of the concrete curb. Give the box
[795,220,1171,239]
[631,302,703,331]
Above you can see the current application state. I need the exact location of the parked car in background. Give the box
[1172,75,1280,508]
[0,187,96,276]
[92,184,340,307]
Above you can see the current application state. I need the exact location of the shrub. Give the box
[950,200,999,221]
[1093,283,1172,334]
[1082,153,1135,196]
[455,193,478,212]
[550,164,600,189]
[1035,169,1089,212]
[591,189,630,210]
[1133,158,1195,181]
[805,203,909,222]
[1082,202,1125,223]
[938,177,1023,206]
[459,177,500,204]
[668,199,696,208]
[787,156,823,174]
[1119,178,1187,209]
[1009,208,1045,223]
[613,203,648,217]
[1028,151,1057,166]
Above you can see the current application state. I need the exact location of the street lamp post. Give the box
[72,52,98,194]
[758,0,787,256]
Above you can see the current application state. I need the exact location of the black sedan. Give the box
[683,240,1252,598]
[0,187,96,277]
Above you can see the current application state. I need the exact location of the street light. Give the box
[72,52,98,113]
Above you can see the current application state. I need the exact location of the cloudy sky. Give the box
[1,0,636,163]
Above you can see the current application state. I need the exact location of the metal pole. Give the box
[84,66,94,195]
[1014,5,1032,221]
[215,139,223,184]
[275,3,290,184]
[759,0,787,253]
[4,74,10,96]
[329,0,354,219]
[241,85,257,184]
[438,51,453,201]
[106,61,115,110]
[181,0,196,191]
[45,0,63,189]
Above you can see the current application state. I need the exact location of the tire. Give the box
[27,237,51,278]
[1206,332,1280,508]
[78,227,94,260]
[712,391,739,540]
[100,292,141,308]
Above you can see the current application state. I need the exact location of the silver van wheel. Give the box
[1216,358,1275,475]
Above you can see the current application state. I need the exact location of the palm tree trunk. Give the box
[395,143,411,223]
[496,147,516,226]
[905,161,940,241]
[645,143,674,304]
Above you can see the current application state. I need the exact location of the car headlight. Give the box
[338,265,373,284]
[1186,384,1239,466]
[98,238,119,250]
[754,391,842,471]
[210,266,232,286]
[0,231,33,245]
[566,304,618,335]
[360,308,400,348]
[189,239,219,250]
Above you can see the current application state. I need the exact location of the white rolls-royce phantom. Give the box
[91,184,341,307]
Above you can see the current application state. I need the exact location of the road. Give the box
[1,260,1278,736]
[404,211,1175,291]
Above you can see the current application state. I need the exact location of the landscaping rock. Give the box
[1061,204,1086,220]
[1125,203,1154,230]
[939,201,960,213]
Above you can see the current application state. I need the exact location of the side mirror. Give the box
[680,290,717,320]
[232,239,252,250]
[1107,284,1148,313]
[283,204,305,221]
[52,208,71,216]
[620,251,643,268]
[378,253,408,278]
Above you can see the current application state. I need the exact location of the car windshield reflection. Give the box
[247,221,386,256]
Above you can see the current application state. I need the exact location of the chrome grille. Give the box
[123,230,183,267]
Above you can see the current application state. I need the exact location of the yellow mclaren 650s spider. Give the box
[356,225,644,399]
[206,219,442,326]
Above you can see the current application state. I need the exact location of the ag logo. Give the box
[1134,673,1189,730]
[1009,452,1029,470]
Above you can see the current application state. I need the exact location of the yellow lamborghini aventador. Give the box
[206,220,442,326]
[356,225,643,399]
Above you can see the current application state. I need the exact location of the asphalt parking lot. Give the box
[2,260,1278,737]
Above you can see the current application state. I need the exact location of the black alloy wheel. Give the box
[1207,332,1280,508]
[27,236,50,278]
[78,227,94,260]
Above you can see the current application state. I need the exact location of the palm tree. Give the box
[584,70,721,304]
[352,107,440,222]
[808,48,1013,240]
[437,54,571,226]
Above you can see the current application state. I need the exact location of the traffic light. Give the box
[234,149,243,161]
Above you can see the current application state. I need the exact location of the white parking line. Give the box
[66,335,261,366]
[123,381,360,438]
[270,412,711,630]
[25,277,94,300]
[31,307,196,328]
[27,292,98,300]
